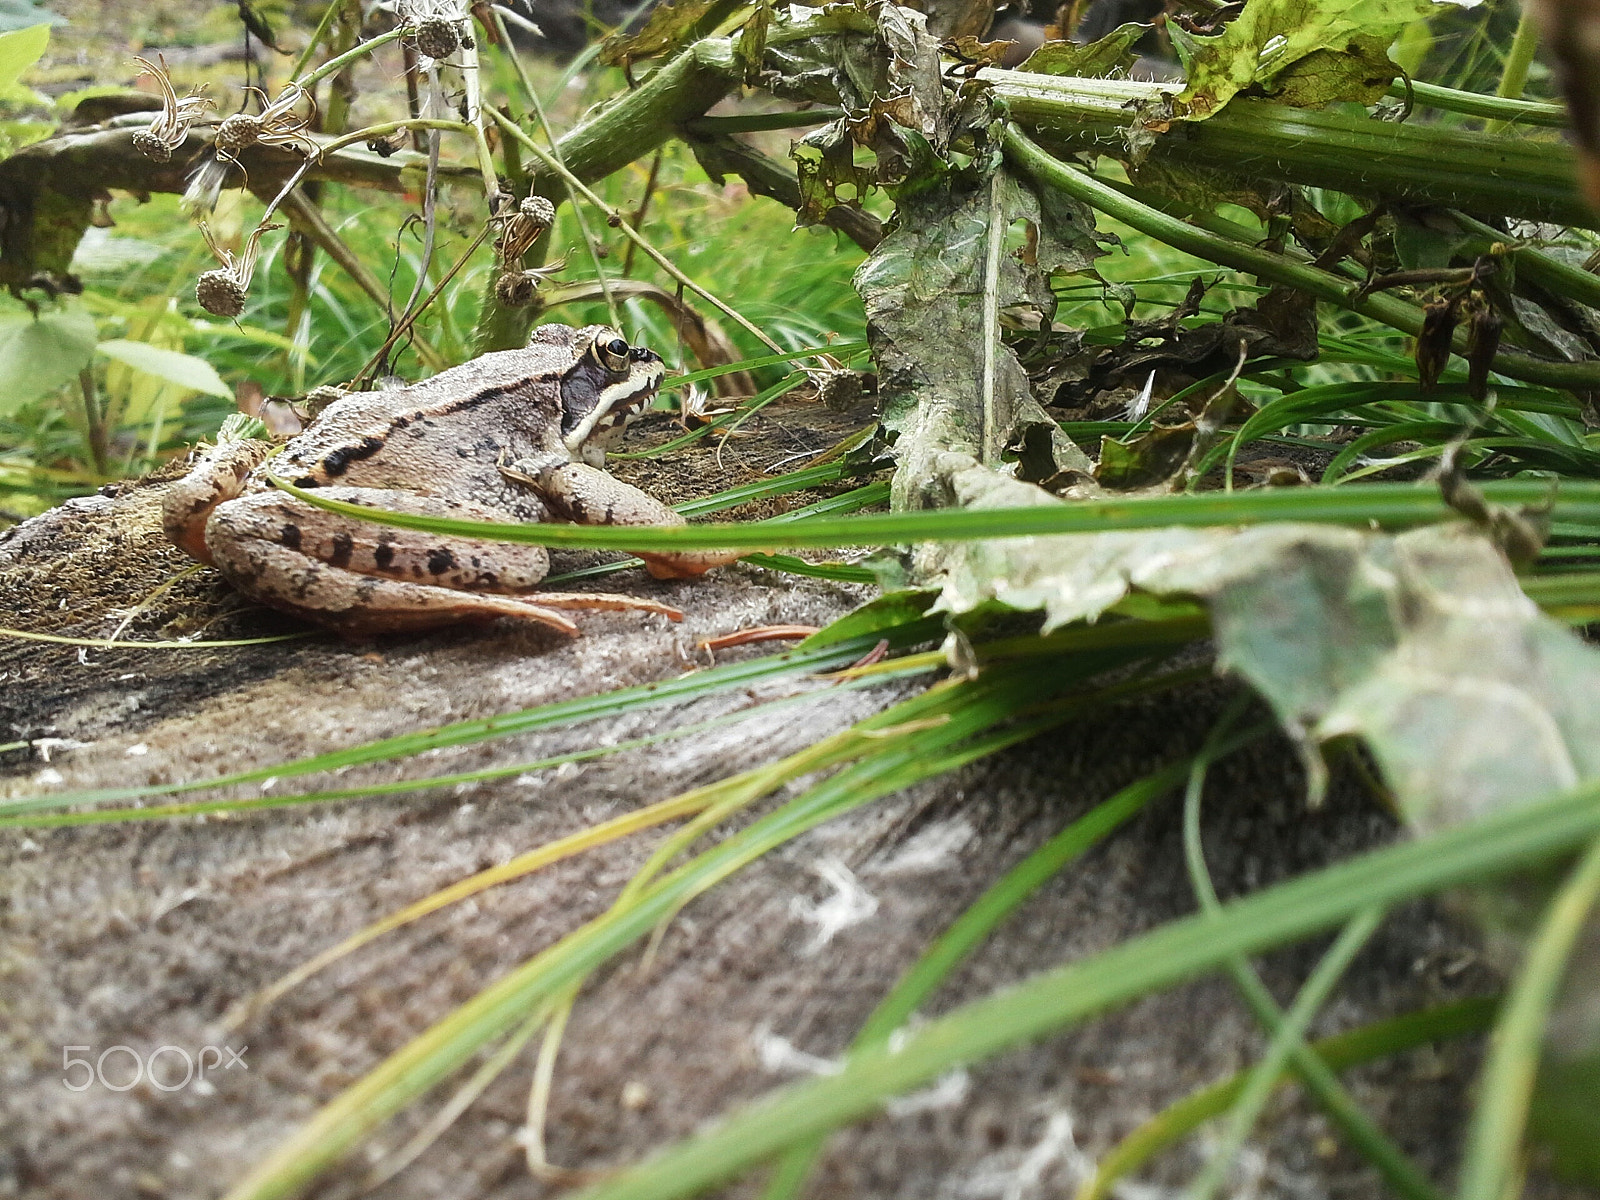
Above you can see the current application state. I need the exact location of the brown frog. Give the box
[162,323,736,637]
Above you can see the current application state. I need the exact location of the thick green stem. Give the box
[986,70,1591,229]
[1002,126,1600,391]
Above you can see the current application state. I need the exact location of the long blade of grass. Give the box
[1456,833,1600,1200]
[763,725,1270,1200]
[0,662,940,829]
[561,774,1600,1200]
[265,476,1600,553]
[1078,998,1500,1200]
[1181,709,1445,1200]
[1190,907,1385,1200]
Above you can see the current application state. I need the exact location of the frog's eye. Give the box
[598,337,631,371]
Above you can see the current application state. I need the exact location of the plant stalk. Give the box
[1002,126,1600,391]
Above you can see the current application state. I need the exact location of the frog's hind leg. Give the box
[205,488,682,637]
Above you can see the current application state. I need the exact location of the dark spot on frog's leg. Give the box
[374,542,395,570]
[321,435,385,478]
[294,476,320,489]
[329,532,354,568]
[281,524,302,551]
[427,547,455,575]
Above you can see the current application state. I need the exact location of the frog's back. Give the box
[269,346,567,492]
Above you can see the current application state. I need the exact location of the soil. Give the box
[0,404,1579,1200]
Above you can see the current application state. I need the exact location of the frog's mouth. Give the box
[562,358,664,454]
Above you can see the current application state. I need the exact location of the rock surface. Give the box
[0,433,1545,1200]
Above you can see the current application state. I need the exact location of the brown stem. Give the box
[622,148,664,277]
[79,367,108,478]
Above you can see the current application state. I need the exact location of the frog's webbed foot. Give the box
[205,488,681,638]
[505,457,744,580]
[162,437,275,564]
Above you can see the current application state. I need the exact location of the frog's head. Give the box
[531,323,664,465]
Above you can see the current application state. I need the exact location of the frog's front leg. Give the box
[162,437,275,564]
[504,455,742,580]
[205,487,681,638]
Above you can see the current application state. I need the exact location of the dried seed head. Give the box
[1464,300,1503,403]
[494,196,558,268]
[414,16,461,59]
[196,269,247,317]
[130,55,213,161]
[131,129,172,162]
[1415,296,1459,390]
[520,195,555,228]
[494,269,540,308]
[214,112,263,155]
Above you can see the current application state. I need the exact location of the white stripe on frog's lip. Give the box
[562,363,663,454]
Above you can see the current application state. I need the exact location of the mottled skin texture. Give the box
[162,323,736,637]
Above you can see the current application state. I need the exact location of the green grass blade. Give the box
[265,477,1600,553]
[660,340,868,390]
[1457,834,1600,1200]
[1181,711,1444,1200]
[1078,998,1500,1200]
[764,727,1269,1200]
[218,660,1141,1200]
[1190,906,1385,1200]
[565,774,1600,1200]
[0,663,940,828]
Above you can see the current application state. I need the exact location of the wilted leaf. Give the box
[1017,23,1145,77]
[96,338,230,398]
[0,309,96,414]
[793,118,877,227]
[1265,35,1399,108]
[856,172,1100,508]
[737,0,773,83]
[924,465,1600,830]
[1171,0,1452,119]
[1094,420,1195,488]
[598,0,741,68]
[944,35,1011,69]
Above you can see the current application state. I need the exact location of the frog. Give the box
[162,322,737,638]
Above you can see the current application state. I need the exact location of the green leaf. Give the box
[96,339,231,398]
[1171,0,1445,119]
[1016,23,1145,77]
[1266,34,1401,108]
[0,21,49,103]
[0,309,97,414]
